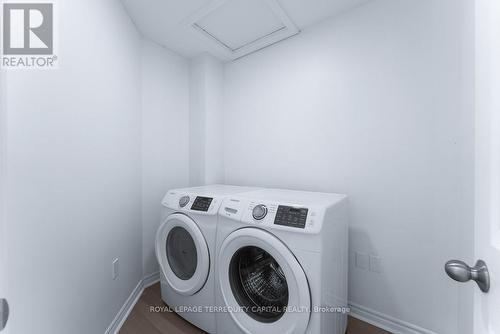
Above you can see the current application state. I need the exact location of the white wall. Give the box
[141,40,190,277]
[3,1,143,333]
[473,0,500,333]
[189,54,225,186]
[0,62,7,334]
[222,0,474,333]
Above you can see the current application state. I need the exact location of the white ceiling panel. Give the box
[194,0,285,51]
[121,0,373,61]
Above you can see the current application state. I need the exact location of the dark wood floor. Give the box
[119,283,391,334]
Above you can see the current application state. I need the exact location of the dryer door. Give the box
[156,213,210,296]
[218,228,311,334]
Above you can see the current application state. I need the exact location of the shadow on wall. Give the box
[347,226,396,316]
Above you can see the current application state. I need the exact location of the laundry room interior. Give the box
[1,0,498,334]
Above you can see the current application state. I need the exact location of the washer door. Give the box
[218,228,311,334]
[156,213,210,296]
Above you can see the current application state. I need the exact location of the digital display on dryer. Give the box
[274,206,308,228]
[191,196,213,211]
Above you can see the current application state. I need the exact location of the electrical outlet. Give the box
[369,255,382,273]
[112,258,119,280]
[355,252,369,270]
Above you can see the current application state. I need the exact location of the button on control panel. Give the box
[274,205,308,229]
[191,196,213,212]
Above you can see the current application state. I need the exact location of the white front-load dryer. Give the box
[155,185,258,334]
[215,188,349,334]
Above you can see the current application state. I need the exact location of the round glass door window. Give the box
[229,246,289,323]
[166,226,198,280]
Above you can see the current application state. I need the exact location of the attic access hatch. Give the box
[187,0,299,60]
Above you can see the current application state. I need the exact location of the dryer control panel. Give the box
[191,196,213,211]
[162,192,220,215]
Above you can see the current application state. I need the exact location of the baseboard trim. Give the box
[105,271,160,334]
[104,280,143,334]
[106,279,438,334]
[349,302,439,334]
[143,271,160,288]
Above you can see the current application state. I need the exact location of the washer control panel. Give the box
[274,206,308,229]
[191,196,213,212]
[233,200,322,233]
[219,194,345,234]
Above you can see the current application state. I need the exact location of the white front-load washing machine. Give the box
[215,188,348,334]
[155,185,258,334]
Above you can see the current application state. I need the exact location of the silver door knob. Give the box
[0,298,8,331]
[445,259,490,293]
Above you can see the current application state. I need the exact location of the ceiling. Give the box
[121,0,372,61]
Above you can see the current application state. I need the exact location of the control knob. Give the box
[179,196,190,208]
[252,204,268,220]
